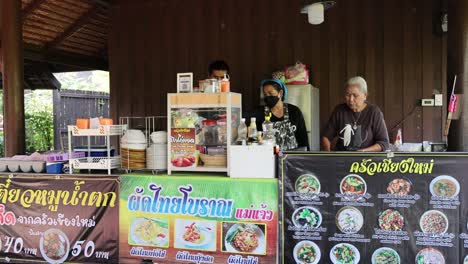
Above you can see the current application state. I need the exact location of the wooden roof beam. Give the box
[45,4,101,51]
[22,0,47,21]
[25,45,108,71]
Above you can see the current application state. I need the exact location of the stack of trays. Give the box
[121,129,147,169]
[147,131,167,170]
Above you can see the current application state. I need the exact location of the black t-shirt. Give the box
[322,103,389,151]
[246,103,310,150]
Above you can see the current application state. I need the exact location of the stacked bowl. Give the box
[121,129,147,169]
[147,131,168,170]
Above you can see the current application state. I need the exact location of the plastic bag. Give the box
[284,62,309,85]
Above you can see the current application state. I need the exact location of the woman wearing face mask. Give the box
[250,79,309,151]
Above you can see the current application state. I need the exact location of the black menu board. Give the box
[279,153,468,264]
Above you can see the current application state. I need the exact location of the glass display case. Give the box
[167,92,241,175]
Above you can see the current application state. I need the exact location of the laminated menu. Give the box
[280,153,468,264]
[170,128,198,168]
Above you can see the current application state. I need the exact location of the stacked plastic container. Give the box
[146,131,167,170]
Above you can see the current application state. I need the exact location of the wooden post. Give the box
[1,0,25,156]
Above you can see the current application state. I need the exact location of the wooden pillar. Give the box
[1,0,25,156]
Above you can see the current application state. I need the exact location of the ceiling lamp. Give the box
[300,1,336,25]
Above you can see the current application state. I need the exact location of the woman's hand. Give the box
[321,137,332,151]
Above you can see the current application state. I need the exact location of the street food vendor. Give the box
[321,76,389,152]
[208,60,229,80]
[251,79,310,151]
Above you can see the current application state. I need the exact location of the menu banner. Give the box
[280,153,468,264]
[170,128,197,168]
[119,174,278,264]
[0,175,119,263]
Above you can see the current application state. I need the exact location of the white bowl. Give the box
[121,129,146,144]
[151,131,167,143]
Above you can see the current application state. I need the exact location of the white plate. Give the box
[371,247,400,264]
[130,218,168,246]
[293,240,321,264]
[340,174,367,196]
[292,206,322,228]
[464,255,468,264]
[39,228,70,264]
[224,224,265,254]
[330,243,360,264]
[429,175,460,198]
[419,210,449,234]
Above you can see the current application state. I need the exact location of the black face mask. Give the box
[264,96,280,108]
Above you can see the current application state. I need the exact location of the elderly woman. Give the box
[321,76,389,151]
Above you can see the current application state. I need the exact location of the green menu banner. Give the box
[119,174,278,264]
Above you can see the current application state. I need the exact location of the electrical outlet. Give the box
[434,94,443,106]
[421,99,434,106]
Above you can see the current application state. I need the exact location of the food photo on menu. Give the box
[340,174,367,196]
[174,219,217,251]
[295,174,321,195]
[128,217,169,247]
[429,175,460,198]
[330,243,360,264]
[40,228,70,264]
[419,210,449,234]
[293,241,321,264]
[222,222,266,255]
[371,247,401,264]
[335,206,364,234]
[387,178,412,195]
[292,206,322,228]
[415,247,445,264]
[378,209,405,231]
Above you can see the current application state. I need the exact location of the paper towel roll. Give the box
[308,3,324,25]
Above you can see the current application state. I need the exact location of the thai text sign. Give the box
[120,174,278,264]
[280,153,468,264]
[0,175,119,263]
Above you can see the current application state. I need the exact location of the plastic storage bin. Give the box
[46,163,64,174]
[74,146,115,157]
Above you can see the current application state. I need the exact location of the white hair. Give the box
[346,76,367,94]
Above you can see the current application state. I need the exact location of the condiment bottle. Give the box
[237,118,247,143]
[221,73,230,92]
[248,117,258,143]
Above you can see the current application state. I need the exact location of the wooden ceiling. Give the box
[21,0,109,70]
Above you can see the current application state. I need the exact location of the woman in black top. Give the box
[250,79,309,151]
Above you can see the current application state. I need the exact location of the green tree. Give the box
[24,90,54,153]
